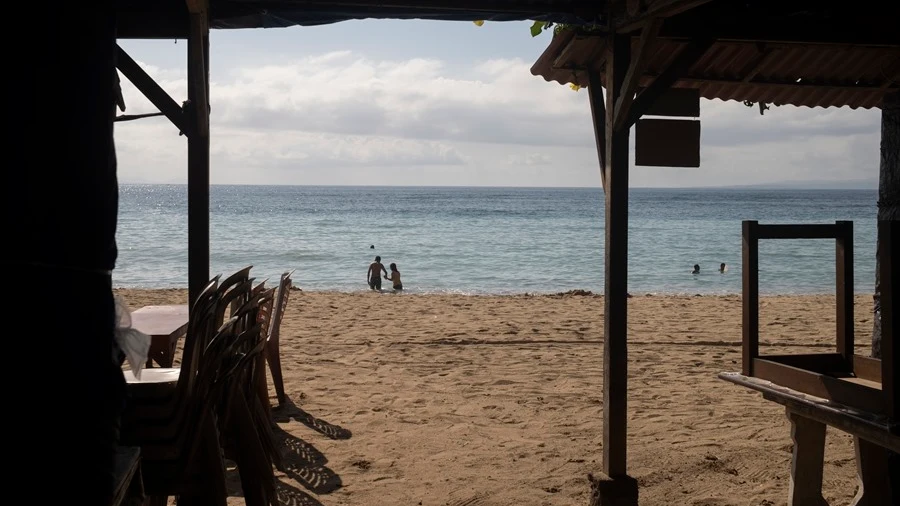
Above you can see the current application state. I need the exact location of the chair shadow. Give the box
[272,396,353,440]
[276,480,326,506]
[273,424,343,495]
[225,465,326,506]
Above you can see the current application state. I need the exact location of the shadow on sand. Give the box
[273,396,353,441]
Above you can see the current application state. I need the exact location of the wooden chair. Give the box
[266,271,293,407]
[121,277,222,438]
[218,294,279,506]
[129,316,244,506]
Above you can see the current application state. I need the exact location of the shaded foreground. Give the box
[117,289,873,506]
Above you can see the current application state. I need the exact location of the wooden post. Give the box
[874,91,900,360]
[742,221,759,376]
[603,32,631,480]
[187,8,210,307]
[588,35,640,506]
[881,221,897,426]
[836,221,854,363]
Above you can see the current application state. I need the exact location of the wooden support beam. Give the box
[623,38,714,129]
[186,5,211,307]
[587,70,607,191]
[602,33,631,481]
[115,45,186,134]
[613,18,662,132]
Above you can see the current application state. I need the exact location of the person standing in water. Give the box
[692,264,700,274]
[385,263,403,291]
[368,256,387,291]
[719,263,727,273]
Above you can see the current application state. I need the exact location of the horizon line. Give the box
[117,182,878,190]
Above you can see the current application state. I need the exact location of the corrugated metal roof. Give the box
[531,30,900,109]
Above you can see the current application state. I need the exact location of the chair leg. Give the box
[266,341,286,406]
[851,436,891,506]
[176,418,228,506]
[256,353,271,416]
[229,393,276,506]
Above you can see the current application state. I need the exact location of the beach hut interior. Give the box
[28,0,898,505]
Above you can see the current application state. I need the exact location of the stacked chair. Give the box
[120,266,293,505]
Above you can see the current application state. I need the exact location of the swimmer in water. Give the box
[691,264,700,274]
[719,263,727,273]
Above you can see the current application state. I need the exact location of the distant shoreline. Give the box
[113,287,876,298]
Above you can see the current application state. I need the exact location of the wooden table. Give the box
[131,305,189,368]
[720,372,898,505]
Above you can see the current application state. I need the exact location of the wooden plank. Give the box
[719,372,900,452]
[115,45,186,134]
[623,37,714,129]
[755,223,840,240]
[602,33,631,479]
[854,355,883,383]
[587,70,607,191]
[742,220,759,376]
[613,18,662,132]
[763,353,849,375]
[753,359,886,414]
[634,118,700,167]
[835,221,854,361]
[643,88,699,117]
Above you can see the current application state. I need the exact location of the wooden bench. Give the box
[719,372,897,506]
[112,446,144,506]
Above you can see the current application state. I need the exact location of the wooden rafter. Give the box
[613,17,662,132]
[115,45,186,134]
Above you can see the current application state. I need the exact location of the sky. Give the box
[115,19,882,188]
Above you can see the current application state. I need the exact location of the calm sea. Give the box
[115,185,878,295]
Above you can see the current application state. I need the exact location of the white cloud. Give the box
[113,50,882,187]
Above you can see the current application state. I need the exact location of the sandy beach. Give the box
[117,288,876,506]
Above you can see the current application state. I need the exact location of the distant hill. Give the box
[718,179,877,190]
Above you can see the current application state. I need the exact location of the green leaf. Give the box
[530,20,546,37]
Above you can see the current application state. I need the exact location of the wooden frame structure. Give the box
[530,2,899,504]
[104,1,899,505]
[741,220,894,421]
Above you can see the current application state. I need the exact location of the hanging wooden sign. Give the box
[635,118,701,168]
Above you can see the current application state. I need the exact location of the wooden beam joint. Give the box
[623,37,714,129]
[115,45,187,134]
[613,18,662,132]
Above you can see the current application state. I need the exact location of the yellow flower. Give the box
[569,83,582,92]
[473,20,485,27]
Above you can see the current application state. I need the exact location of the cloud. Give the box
[113,48,882,187]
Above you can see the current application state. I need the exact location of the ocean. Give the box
[115,185,878,295]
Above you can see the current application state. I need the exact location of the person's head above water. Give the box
[692,264,700,273]
[389,263,398,272]
[375,256,381,263]
[720,263,726,271]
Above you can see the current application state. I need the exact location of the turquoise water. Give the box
[114,185,878,295]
